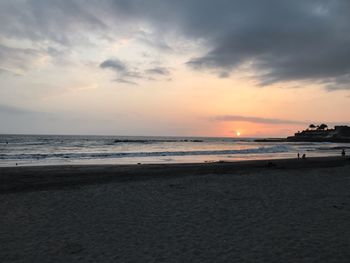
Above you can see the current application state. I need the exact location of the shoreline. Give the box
[1,156,349,194]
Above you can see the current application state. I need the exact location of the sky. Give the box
[0,0,350,137]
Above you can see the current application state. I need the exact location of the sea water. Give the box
[0,134,349,167]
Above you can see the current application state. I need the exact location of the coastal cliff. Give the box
[286,125,350,142]
[255,125,350,143]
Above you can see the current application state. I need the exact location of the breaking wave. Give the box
[0,145,291,161]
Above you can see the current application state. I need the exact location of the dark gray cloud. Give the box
[213,115,307,125]
[324,74,350,91]
[146,67,171,76]
[2,0,350,89]
[0,0,116,73]
[136,31,173,52]
[100,59,171,84]
[100,58,143,85]
[100,59,144,79]
[0,0,107,45]
[108,0,350,90]
[100,59,127,72]
[178,1,350,90]
[124,71,143,79]
[114,78,138,86]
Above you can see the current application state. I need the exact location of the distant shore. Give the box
[1,156,350,262]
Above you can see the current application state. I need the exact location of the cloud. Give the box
[0,104,32,115]
[219,72,230,79]
[213,115,307,125]
[0,44,42,73]
[324,74,350,91]
[100,59,127,72]
[100,58,172,84]
[146,67,171,76]
[0,68,11,74]
[124,71,143,79]
[0,104,49,117]
[2,0,350,90]
[100,58,143,85]
[0,0,107,45]
[114,78,139,85]
[0,1,118,74]
[136,30,173,52]
[107,0,350,90]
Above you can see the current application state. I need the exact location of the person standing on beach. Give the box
[342,149,346,157]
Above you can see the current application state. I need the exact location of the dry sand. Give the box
[1,157,350,262]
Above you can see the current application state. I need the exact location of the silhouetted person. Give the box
[342,149,346,157]
[302,154,306,159]
[297,153,300,159]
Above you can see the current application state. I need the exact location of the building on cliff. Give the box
[287,125,350,142]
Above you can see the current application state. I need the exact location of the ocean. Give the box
[0,134,349,167]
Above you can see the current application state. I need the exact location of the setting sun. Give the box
[236,131,241,137]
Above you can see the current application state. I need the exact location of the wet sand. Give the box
[1,157,350,262]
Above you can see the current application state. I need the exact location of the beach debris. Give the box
[302,154,306,159]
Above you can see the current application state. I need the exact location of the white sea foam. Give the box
[0,145,292,160]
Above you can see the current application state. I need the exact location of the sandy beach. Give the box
[1,157,350,262]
